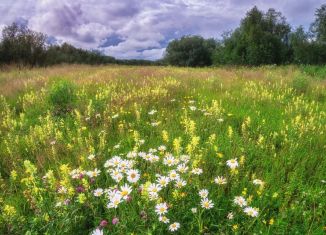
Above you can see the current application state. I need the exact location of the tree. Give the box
[311,4,326,43]
[213,6,291,65]
[164,36,216,67]
[0,23,46,66]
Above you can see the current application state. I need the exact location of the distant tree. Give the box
[0,23,46,66]
[164,36,216,67]
[310,4,326,43]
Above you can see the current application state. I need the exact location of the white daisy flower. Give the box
[86,168,101,178]
[233,196,247,207]
[244,207,259,217]
[191,168,203,175]
[91,228,103,235]
[175,179,187,188]
[169,222,180,232]
[201,198,214,209]
[169,170,180,181]
[253,179,264,186]
[199,189,209,198]
[127,169,140,183]
[120,184,132,200]
[159,215,170,224]
[93,188,104,197]
[226,158,239,169]
[155,202,168,215]
[157,175,170,187]
[214,176,227,185]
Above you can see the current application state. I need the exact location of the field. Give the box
[0,65,325,234]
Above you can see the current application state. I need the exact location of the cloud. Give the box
[0,0,324,60]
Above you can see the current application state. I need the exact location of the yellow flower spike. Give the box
[10,170,17,181]
[227,126,233,138]
[232,224,238,231]
[269,218,274,225]
[3,205,16,218]
[77,193,86,204]
[240,155,245,165]
[242,188,247,196]
[247,195,253,204]
[217,152,223,158]
[44,213,50,222]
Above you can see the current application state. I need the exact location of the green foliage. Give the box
[292,75,310,93]
[164,36,216,67]
[213,7,291,66]
[47,79,76,115]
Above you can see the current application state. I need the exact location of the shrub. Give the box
[48,79,76,116]
[292,75,310,93]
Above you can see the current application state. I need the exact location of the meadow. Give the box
[0,65,325,234]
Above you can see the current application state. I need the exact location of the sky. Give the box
[0,0,324,60]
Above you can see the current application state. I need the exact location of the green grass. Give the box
[0,65,325,234]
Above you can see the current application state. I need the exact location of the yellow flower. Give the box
[3,205,16,218]
[269,218,274,225]
[77,193,87,204]
[10,170,17,181]
[232,224,238,231]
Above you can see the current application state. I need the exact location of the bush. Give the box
[292,75,310,93]
[48,79,76,115]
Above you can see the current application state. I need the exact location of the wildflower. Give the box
[127,169,140,183]
[120,184,132,199]
[233,196,247,207]
[93,188,104,197]
[199,189,209,198]
[157,175,170,187]
[177,163,188,173]
[148,109,157,115]
[148,183,162,195]
[227,212,234,220]
[163,155,178,166]
[253,179,264,186]
[243,207,259,217]
[201,198,214,209]
[86,168,101,178]
[214,176,227,185]
[112,114,119,119]
[191,168,203,175]
[175,179,186,188]
[107,194,122,208]
[100,220,108,227]
[189,106,197,111]
[158,145,166,151]
[191,208,197,213]
[169,170,180,181]
[155,202,168,215]
[77,193,87,204]
[3,205,16,218]
[88,154,96,160]
[112,217,119,225]
[91,228,103,235]
[159,215,170,224]
[169,222,180,232]
[226,159,239,169]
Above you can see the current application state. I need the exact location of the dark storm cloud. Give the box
[0,0,324,60]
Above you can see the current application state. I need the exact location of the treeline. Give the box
[0,23,154,67]
[0,4,325,67]
[164,4,326,66]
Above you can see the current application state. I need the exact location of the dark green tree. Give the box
[164,36,216,67]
